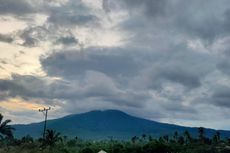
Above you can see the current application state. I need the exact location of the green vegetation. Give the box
[0,113,15,138]
[1,113,230,153]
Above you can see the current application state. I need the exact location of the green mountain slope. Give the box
[13,110,230,140]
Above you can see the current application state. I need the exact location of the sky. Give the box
[0,0,230,130]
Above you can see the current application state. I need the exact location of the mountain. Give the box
[13,110,230,140]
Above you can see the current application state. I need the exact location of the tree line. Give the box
[1,113,230,153]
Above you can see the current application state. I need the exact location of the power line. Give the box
[39,107,51,140]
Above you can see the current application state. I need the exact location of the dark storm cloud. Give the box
[18,26,48,47]
[211,86,230,108]
[172,1,230,43]
[38,44,214,120]
[41,48,140,79]
[41,45,214,91]
[0,34,14,43]
[116,0,230,44]
[0,75,47,99]
[103,0,168,17]
[217,61,230,76]
[0,0,34,15]
[0,72,148,108]
[0,74,68,100]
[46,0,99,27]
[48,13,98,26]
[121,0,168,17]
[55,36,78,45]
[0,74,81,101]
[102,90,149,108]
[155,65,201,89]
[21,37,38,47]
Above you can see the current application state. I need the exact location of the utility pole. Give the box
[39,107,51,140]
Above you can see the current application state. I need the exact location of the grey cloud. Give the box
[121,0,168,17]
[137,67,201,91]
[103,91,149,108]
[56,36,78,45]
[19,26,48,47]
[0,74,81,101]
[0,75,47,99]
[21,37,38,47]
[117,0,230,44]
[217,60,230,76]
[41,48,140,79]
[0,0,34,15]
[104,0,168,18]
[48,13,98,26]
[131,48,214,91]
[102,0,111,13]
[156,65,201,89]
[41,45,214,91]
[46,0,99,27]
[211,86,230,107]
[0,34,14,43]
[173,1,230,43]
[17,24,79,48]
[0,72,148,109]
[0,0,98,26]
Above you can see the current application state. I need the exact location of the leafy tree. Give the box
[163,135,169,143]
[212,131,221,144]
[178,136,185,145]
[143,141,172,153]
[184,130,192,144]
[44,129,62,147]
[81,147,94,153]
[173,131,179,142]
[148,135,153,142]
[0,114,15,138]
[21,135,33,143]
[131,136,138,144]
[142,134,147,141]
[113,144,123,153]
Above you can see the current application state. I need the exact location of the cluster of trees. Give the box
[1,113,230,153]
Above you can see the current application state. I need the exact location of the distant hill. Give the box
[13,110,230,140]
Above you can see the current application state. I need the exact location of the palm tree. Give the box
[0,114,15,138]
[44,129,62,147]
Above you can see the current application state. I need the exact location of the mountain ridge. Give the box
[13,109,230,140]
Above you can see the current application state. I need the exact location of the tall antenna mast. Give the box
[39,107,51,140]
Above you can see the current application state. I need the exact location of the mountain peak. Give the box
[63,109,130,120]
[86,109,129,115]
